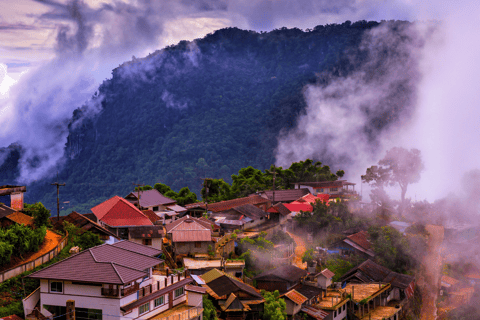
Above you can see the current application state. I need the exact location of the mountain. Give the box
[0,20,415,214]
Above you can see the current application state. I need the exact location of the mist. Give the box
[276,1,480,207]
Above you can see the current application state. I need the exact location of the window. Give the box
[331,188,338,192]
[153,206,159,211]
[174,287,184,298]
[334,310,337,317]
[139,302,150,315]
[317,188,324,192]
[195,242,201,248]
[154,296,165,307]
[50,281,63,293]
[143,239,152,246]
[343,304,346,311]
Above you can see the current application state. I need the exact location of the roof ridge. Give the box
[108,241,161,257]
[111,262,125,283]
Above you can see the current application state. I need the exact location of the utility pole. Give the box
[202,178,211,215]
[272,165,276,204]
[51,174,65,222]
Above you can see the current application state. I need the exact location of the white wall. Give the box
[332,303,347,320]
[129,237,163,251]
[186,291,203,307]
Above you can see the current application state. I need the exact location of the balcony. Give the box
[101,283,140,297]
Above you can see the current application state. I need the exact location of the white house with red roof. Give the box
[91,196,153,239]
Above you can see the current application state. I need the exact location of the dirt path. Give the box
[419,225,444,320]
[286,231,307,269]
[0,230,64,273]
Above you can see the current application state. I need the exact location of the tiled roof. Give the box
[229,204,268,220]
[51,211,118,239]
[92,196,152,227]
[284,290,308,305]
[296,284,323,300]
[166,204,187,213]
[125,189,176,207]
[295,180,355,188]
[111,240,162,256]
[0,204,16,219]
[6,211,34,226]
[128,226,164,239]
[254,265,308,283]
[347,231,372,250]
[339,259,414,290]
[269,203,291,216]
[28,244,161,284]
[142,210,161,223]
[258,189,310,202]
[201,195,270,213]
[165,215,212,233]
[283,203,313,212]
[441,275,459,287]
[291,194,330,204]
[320,268,335,279]
[206,274,262,299]
[172,230,211,242]
[185,285,207,294]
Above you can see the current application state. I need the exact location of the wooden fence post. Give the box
[66,300,75,320]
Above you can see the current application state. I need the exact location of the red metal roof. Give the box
[92,196,152,227]
[283,203,313,212]
[291,193,330,205]
[142,210,161,223]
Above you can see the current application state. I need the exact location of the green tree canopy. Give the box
[23,202,52,228]
[262,290,286,320]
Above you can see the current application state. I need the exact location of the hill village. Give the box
[0,178,478,320]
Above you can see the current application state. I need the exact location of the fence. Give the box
[0,231,68,283]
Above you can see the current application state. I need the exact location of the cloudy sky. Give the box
[1,0,480,202]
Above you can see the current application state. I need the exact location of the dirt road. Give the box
[419,225,444,320]
[286,231,307,269]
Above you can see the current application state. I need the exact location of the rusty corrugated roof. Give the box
[6,211,34,226]
[172,230,211,242]
[320,268,335,279]
[197,195,270,213]
[284,289,308,305]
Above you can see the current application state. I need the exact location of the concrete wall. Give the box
[332,303,347,320]
[187,291,203,307]
[129,237,163,251]
[318,276,332,289]
[175,241,212,255]
[285,300,302,316]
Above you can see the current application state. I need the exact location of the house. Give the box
[23,241,202,320]
[0,185,26,211]
[282,284,347,320]
[339,259,415,304]
[306,269,335,290]
[127,225,164,250]
[0,204,34,228]
[183,258,245,278]
[165,215,214,257]
[343,282,401,320]
[0,315,24,320]
[91,196,153,239]
[254,265,308,293]
[50,211,119,242]
[211,204,269,231]
[254,188,311,204]
[282,289,308,317]
[200,268,264,320]
[266,203,291,226]
[293,181,358,200]
[125,189,187,216]
[328,231,375,258]
[196,195,271,213]
[441,275,460,294]
[290,193,330,205]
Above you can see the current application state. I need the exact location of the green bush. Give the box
[0,241,14,266]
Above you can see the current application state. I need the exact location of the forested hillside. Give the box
[0,20,414,214]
